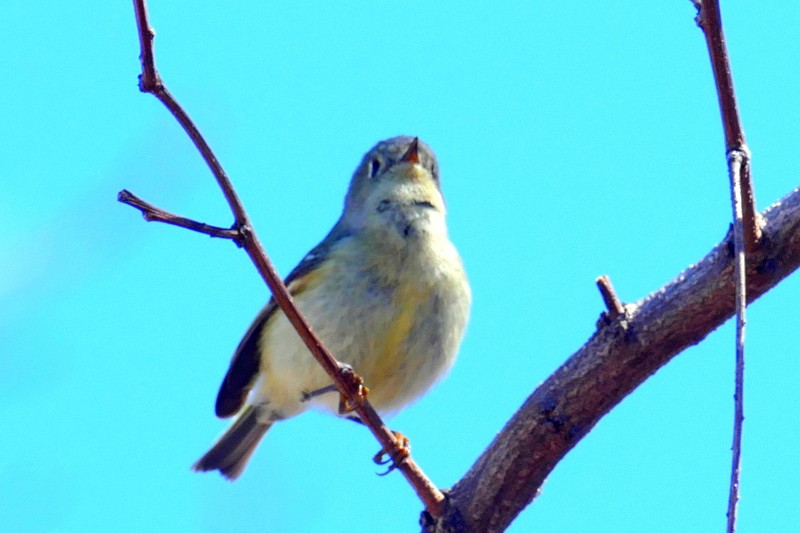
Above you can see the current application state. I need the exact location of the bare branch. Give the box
[596,275,625,320]
[693,0,760,252]
[118,190,241,241]
[426,187,800,532]
[726,150,747,533]
[693,3,754,529]
[126,0,445,515]
[132,0,246,224]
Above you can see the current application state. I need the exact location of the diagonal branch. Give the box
[425,187,800,532]
[126,0,446,516]
[596,275,625,320]
[118,189,241,241]
[132,0,246,224]
[428,6,775,527]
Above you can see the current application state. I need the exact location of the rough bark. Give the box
[424,187,800,532]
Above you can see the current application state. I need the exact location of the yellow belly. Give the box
[361,282,431,407]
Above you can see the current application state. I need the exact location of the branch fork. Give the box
[123,1,797,531]
[125,0,445,518]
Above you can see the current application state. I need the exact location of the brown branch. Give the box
[118,189,241,241]
[126,0,445,516]
[693,0,760,253]
[132,0,246,225]
[425,187,800,532]
[596,275,624,320]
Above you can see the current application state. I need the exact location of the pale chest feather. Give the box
[256,229,469,416]
[324,233,468,410]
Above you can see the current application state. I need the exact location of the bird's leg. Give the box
[337,363,369,414]
[300,384,338,402]
[373,431,411,476]
[300,363,370,415]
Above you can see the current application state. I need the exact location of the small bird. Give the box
[193,136,471,480]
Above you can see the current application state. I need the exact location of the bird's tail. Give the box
[192,405,271,480]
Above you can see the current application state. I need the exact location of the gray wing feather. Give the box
[213,220,350,418]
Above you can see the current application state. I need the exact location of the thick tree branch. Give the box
[425,188,798,532]
[126,0,445,515]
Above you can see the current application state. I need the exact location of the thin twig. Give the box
[726,151,747,533]
[126,0,445,516]
[692,2,751,531]
[132,0,247,225]
[693,0,760,253]
[118,190,242,241]
[596,275,625,320]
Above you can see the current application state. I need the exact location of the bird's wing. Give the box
[213,221,350,418]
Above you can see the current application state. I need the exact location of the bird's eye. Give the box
[369,158,382,178]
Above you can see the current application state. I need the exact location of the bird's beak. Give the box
[399,137,420,164]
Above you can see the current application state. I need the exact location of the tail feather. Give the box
[193,405,271,480]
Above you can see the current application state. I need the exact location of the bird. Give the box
[193,136,471,480]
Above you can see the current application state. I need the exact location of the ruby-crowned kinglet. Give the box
[193,136,470,479]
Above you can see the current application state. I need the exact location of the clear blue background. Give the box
[3,2,799,532]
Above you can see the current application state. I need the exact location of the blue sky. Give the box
[3,2,799,532]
